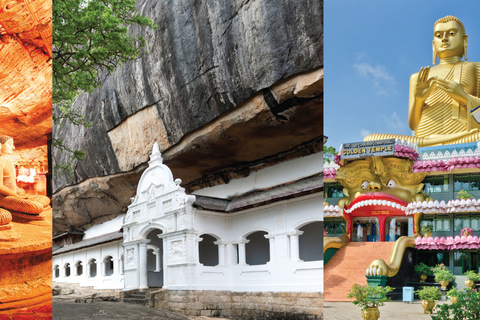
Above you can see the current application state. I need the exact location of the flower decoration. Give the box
[461,227,474,237]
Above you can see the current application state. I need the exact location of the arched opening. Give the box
[146,229,163,287]
[88,259,97,277]
[53,265,59,278]
[199,234,219,266]
[75,261,83,276]
[385,216,412,241]
[104,256,114,276]
[299,221,323,262]
[353,217,379,242]
[246,231,269,265]
[64,263,71,277]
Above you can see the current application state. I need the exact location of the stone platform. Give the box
[0,207,52,310]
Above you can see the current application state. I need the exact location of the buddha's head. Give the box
[0,135,14,154]
[433,16,468,63]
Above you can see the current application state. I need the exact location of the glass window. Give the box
[454,173,480,192]
[325,183,344,199]
[423,175,449,193]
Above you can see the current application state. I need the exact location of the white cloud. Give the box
[360,128,371,137]
[353,62,396,95]
[377,112,407,132]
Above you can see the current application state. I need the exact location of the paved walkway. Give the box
[53,296,231,320]
[324,300,451,319]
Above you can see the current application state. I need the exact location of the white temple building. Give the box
[53,143,322,318]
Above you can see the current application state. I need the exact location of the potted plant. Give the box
[457,190,474,200]
[415,286,441,314]
[446,287,460,304]
[461,227,474,237]
[421,224,434,237]
[414,262,431,283]
[464,270,478,289]
[432,264,455,289]
[347,283,393,320]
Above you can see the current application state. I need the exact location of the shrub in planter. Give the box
[464,270,478,282]
[432,288,480,320]
[416,286,441,301]
[414,262,431,275]
[347,283,393,310]
[421,224,433,235]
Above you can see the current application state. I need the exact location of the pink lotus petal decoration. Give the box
[324,168,337,180]
[415,234,480,250]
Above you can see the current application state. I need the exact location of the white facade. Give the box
[53,237,124,290]
[53,143,323,293]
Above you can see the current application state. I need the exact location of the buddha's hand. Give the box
[429,78,469,106]
[414,67,434,102]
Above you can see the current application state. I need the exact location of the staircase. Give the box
[324,242,395,301]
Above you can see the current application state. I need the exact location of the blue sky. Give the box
[324,0,480,150]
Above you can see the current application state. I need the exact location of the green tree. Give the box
[52,0,154,174]
[324,145,337,164]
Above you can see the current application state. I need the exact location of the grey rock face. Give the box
[53,0,323,191]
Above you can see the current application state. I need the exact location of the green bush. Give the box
[446,287,461,298]
[464,270,479,282]
[414,262,431,275]
[415,286,441,301]
[347,283,393,310]
[431,264,455,282]
[432,289,480,320]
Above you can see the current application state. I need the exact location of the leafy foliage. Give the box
[415,286,441,301]
[414,262,431,275]
[446,287,461,298]
[347,283,393,310]
[433,288,480,320]
[421,224,433,234]
[464,270,479,282]
[456,190,474,200]
[52,0,154,174]
[53,0,154,104]
[431,264,455,283]
[323,145,337,164]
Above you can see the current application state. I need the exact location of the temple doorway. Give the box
[352,217,379,242]
[146,229,163,288]
[385,217,412,241]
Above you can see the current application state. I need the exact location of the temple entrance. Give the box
[352,217,379,242]
[146,229,163,288]
[385,216,412,241]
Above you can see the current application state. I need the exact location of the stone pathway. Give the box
[0,301,52,320]
[53,296,231,320]
[324,300,452,319]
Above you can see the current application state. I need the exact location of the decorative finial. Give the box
[149,142,163,165]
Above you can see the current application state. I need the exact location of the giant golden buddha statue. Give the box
[365,16,480,147]
[0,136,50,220]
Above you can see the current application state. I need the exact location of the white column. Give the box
[196,236,203,264]
[289,231,303,261]
[153,249,161,272]
[265,235,276,262]
[237,240,249,265]
[225,243,237,265]
[214,241,226,266]
[138,240,149,289]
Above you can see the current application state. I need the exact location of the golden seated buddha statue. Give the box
[365,16,480,147]
[0,135,50,221]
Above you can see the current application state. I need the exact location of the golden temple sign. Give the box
[341,139,395,159]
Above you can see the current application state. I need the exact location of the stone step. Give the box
[123,298,146,305]
[324,242,395,301]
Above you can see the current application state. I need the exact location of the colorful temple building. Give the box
[323,14,480,302]
[324,140,480,300]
